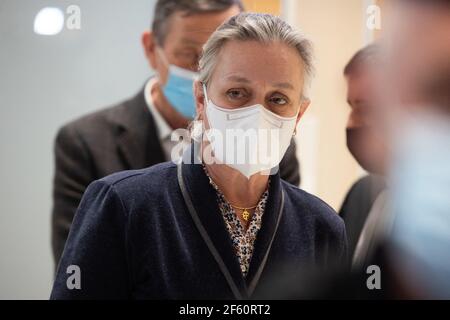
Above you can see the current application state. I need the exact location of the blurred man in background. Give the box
[260,0,450,293]
[332,0,450,298]
[339,44,387,261]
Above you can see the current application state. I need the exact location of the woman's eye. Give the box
[227,89,246,99]
[270,95,288,105]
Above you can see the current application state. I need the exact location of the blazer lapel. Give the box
[116,127,146,169]
[179,162,248,298]
[245,172,285,296]
[179,144,286,299]
[109,85,166,170]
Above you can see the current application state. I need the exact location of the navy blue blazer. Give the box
[51,161,347,299]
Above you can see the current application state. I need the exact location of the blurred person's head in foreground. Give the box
[381,0,450,299]
[382,0,450,115]
[344,43,387,175]
[142,0,243,127]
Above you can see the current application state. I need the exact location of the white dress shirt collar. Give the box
[144,77,172,141]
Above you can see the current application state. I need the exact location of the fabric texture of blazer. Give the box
[51,85,301,265]
[50,159,347,300]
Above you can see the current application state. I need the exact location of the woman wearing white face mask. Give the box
[51,13,347,300]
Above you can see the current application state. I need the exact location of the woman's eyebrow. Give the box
[272,82,294,90]
[225,75,252,83]
[224,76,294,90]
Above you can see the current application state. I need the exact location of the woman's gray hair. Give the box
[198,13,314,92]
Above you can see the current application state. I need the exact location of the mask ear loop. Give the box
[189,82,206,142]
[202,82,213,132]
[201,83,216,162]
[155,47,171,84]
[292,95,308,137]
[156,46,169,68]
[202,83,209,105]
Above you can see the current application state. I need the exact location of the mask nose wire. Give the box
[155,46,169,69]
[261,113,284,128]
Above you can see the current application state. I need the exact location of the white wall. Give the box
[0,0,155,299]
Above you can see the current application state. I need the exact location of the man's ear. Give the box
[296,98,311,125]
[194,81,206,119]
[142,30,157,69]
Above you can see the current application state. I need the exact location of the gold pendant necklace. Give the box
[230,204,258,221]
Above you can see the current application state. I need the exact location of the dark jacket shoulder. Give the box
[91,162,179,206]
[97,161,177,191]
[282,181,344,230]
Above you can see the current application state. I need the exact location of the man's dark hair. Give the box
[344,43,380,76]
[152,0,244,46]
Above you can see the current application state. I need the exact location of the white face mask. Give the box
[203,84,298,178]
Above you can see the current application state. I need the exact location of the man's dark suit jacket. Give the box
[339,175,385,259]
[50,161,346,299]
[52,86,301,265]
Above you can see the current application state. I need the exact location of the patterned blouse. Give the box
[203,166,269,277]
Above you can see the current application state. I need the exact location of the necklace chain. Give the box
[202,165,260,222]
[229,203,258,222]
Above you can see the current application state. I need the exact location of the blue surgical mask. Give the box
[157,48,198,119]
[389,112,450,298]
